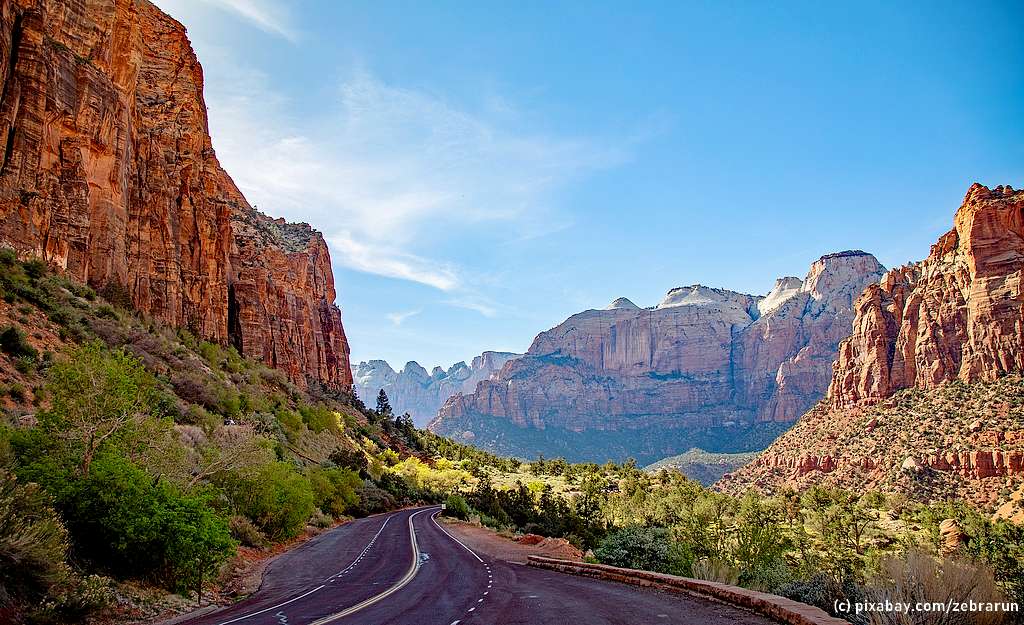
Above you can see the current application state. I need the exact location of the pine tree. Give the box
[375,389,393,420]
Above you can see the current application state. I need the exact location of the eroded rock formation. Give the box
[0,0,351,388]
[430,252,884,461]
[829,184,1024,405]
[354,351,520,426]
[721,185,1024,506]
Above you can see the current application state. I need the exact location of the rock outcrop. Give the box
[430,252,885,462]
[354,351,520,426]
[829,184,1024,405]
[0,0,352,388]
[721,185,1024,507]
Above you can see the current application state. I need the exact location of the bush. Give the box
[444,494,470,520]
[863,550,1009,625]
[351,485,396,517]
[0,470,69,605]
[45,455,235,592]
[307,466,361,518]
[594,526,692,576]
[220,462,315,541]
[309,508,333,528]
[299,404,340,434]
[0,325,38,360]
[229,515,267,548]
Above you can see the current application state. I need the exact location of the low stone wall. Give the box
[527,556,848,625]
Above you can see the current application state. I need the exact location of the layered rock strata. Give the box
[430,252,885,461]
[0,0,352,388]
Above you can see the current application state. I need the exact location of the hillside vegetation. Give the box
[0,252,469,623]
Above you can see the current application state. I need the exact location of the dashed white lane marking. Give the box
[450,621,461,625]
[468,608,476,613]
[310,507,438,625]
[216,509,414,625]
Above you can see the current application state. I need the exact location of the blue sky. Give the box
[155,0,1022,370]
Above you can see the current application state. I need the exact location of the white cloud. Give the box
[198,0,299,41]
[442,296,498,318]
[385,309,422,326]
[198,53,623,297]
[328,232,459,291]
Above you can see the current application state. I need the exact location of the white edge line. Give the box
[217,511,395,624]
[217,584,325,625]
[431,512,484,563]
[309,507,438,625]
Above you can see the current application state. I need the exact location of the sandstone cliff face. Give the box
[829,184,1024,405]
[0,0,351,388]
[721,185,1024,506]
[430,252,884,461]
[354,351,520,426]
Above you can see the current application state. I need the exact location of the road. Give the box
[181,506,774,625]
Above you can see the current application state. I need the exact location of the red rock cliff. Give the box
[430,252,884,462]
[0,0,352,389]
[829,184,1024,405]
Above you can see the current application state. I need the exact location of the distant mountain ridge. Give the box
[429,251,886,463]
[354,352,520,426]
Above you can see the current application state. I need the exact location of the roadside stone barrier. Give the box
[526,556,849,625]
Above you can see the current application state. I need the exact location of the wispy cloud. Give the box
[198,0,299,41]
[198,54,624,300]
[442,296,498,318]
[386,309,422,326]
[327,232,459,291]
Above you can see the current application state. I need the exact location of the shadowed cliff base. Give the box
[434,414,792,466]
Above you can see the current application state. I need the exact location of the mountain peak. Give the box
[606,297,640,310]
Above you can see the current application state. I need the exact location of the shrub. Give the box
[51,455,235,592]
[594,526,692,576]
[309,508,333,528]
[0,470,70,605]
[307,466,361,517]
[0,325,37,360]
[351,485,396,517]
[229,515,267,549]
[220,462,315,541]
[863,550,1010,625]
[34,573,114,623]
[444,494,470,520]
[299,404,340,434]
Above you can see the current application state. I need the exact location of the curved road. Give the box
[182,506,774,625]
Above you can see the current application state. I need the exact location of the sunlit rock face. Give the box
[0,0,352,389]
[430,251,885,460]
[355,352,520,426]
[829,184,1024,405]
[721,184,1024,508]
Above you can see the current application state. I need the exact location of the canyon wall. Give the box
[354,351,520,426]
[430,252,885,462]
[829,183,1024,405]
[0,0,351,388]
[721,184,1024,506]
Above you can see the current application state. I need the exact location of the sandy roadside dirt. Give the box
[439,518,584,563]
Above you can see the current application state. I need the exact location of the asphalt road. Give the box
[181,506,774,625]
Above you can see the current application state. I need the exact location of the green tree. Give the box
[220,462,315,540]
[39,342,159,476]
[374,389,393,421]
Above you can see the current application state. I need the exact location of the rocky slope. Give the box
[430,252,885,463]
[721,184,1024,508]
[0,0,351,389]
[354,351,520,426]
